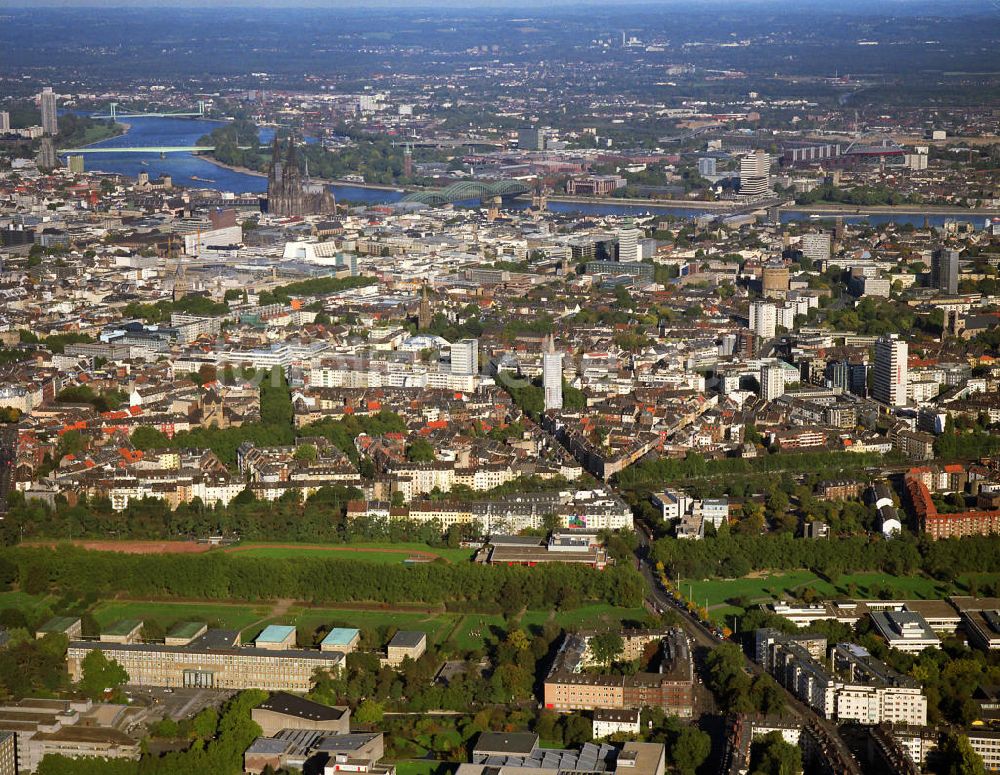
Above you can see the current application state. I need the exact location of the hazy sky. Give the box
[7,0,998,8]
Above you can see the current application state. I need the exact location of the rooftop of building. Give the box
[256,691,348,722]
[388,630,426,649]
[256,624,297,643]
[321,627,361,647]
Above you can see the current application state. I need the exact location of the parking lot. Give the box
[122,686,235,732]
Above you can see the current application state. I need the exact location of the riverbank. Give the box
[199,155,265,179]
[200,154,410,192]
[61,120,129,151]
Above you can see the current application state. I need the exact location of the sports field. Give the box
[27,539,474,564]
[224,542,474,564]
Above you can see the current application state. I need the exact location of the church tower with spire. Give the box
[267,137,335,217]
[417,284,432,331]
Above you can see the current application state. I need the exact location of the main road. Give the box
[0,425,16,514]
[632,524,862,774]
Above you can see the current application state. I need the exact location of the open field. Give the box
[393,761,457,775]
[24,539,212,555]
[449,605,650,651]
[683,571,998,623]
[91,600,270,631]
[224,542,474,564]
[77,597,651,653]
[0,591,56,618]
[23,539,473,564]
[283,606,456,646]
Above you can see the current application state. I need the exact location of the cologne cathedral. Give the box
[266,137,336,217]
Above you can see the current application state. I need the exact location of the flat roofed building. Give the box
[101,620,144,645]
[385,631,426,667]
[252,692,351,737]
[245,728,386,775]
[487,535,609,570]
[0,698,139,773]
[66,629,344,693]
[255,625,297,651]
[465,735,665,775]
[964,610,1000,651]
[965,729,1000,773]
[869,610,940,654]
[165,622,207,646]
[321,628,361,654]
[36,616,81,641]
[0,732,13,775]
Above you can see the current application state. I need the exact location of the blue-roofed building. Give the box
[255,625,297,650]
[321,627,361,654]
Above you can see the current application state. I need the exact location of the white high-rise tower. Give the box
[873,335,908,407]
[451,339,479,376]
[739,150,771,198]
[543,335,563,411]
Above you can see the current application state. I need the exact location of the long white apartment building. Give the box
[759,630,927,727]
[304,355,480,392]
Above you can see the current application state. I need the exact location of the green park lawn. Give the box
[449,604,651,652]
[0,591,55,618]
[684,570,981,623]
[60,594,652,653]
[392,761,457,775]
[280,606,457,647]
[91,600,269,631]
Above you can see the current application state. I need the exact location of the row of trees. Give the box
[705,644,786,717]
[0,486,478,545]
[2,545,645,611]
[255,274,376,306]
[653,530,1000,582]
[122,294,231,325]
[615,449,885,491]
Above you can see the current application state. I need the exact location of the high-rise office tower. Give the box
[617,223,641,263]
[0,112,10,132]
[739,150,771,198]
[517,127,545,151]
[749,300,777,339]
[543,335,563,411]
[451,339,479,376]
[697,157,716,176]
[40,87,58,136]
[826,360,849,392]
[848,362,869,398]
[801,232,832,265]
[931,248,960,295]
[36,137,58,170]
[873,335,908,407]
[760,363,785,401]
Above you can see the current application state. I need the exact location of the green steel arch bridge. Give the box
[403,179,530,206]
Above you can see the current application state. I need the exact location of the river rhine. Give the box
[72,116,988,228]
